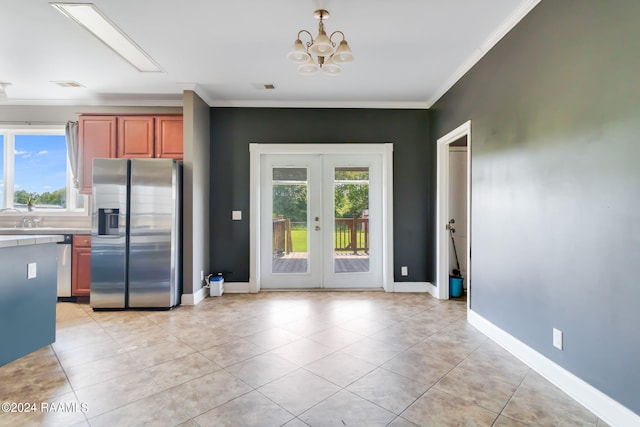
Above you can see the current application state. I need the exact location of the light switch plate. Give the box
[232,210,242,221]
[401,266,408,276]
[27,263,37,279]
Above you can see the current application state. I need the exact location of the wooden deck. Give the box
[272,252,370,274]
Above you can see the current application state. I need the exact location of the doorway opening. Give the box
[250,144,394,292]
[436,121,471,306]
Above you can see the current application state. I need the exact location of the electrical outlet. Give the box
[232,210,242,221]
[553,328,563,350]
[27,263,37,279]
[401,266,408,276]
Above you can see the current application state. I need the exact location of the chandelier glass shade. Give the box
[287,9,353,75]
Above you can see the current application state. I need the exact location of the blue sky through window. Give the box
[14,134,66,194]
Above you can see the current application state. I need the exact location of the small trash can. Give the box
[209,275,224,297]
[449,276,464,298]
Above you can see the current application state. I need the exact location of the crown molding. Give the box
[0,96,428,110]
[201,99,430,110]
[0,97,183,107]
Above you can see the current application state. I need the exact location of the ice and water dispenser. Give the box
[98,208,120,235]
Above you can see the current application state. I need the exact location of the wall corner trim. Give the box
[180,287,207,306]
[468,310,639,426]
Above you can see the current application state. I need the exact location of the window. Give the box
[1,128,86,213]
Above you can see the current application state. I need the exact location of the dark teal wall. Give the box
[431,0,640,414]
[0,243,57,366]
[209,108,431,284]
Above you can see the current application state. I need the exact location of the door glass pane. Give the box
[272,167,308,274]
[334,167,369,273]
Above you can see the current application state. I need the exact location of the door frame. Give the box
[250,143,394,293]
[436,121,471,306]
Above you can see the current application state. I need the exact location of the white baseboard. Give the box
[227,282,432,294]
[468,310,639,427]
[426,282,439,298]
[393,282,434,294]
[224,282,251,293]
[180,286,207,306]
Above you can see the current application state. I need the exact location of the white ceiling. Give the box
[0,0,539,108]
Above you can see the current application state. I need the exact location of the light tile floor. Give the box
[0,291,609,426]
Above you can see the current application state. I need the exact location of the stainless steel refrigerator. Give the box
[90,158,182,310]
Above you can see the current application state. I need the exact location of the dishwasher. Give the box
[57,234,73,299]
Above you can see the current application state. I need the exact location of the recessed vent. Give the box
[251,83,276,90]
[51,81,84,88]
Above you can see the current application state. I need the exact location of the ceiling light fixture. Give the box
[50,2,162,72]
[287,9,354,76]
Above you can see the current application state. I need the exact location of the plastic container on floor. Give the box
[449,276,464,298]
[209,276,224,297]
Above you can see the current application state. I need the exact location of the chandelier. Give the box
[287,9,354,76]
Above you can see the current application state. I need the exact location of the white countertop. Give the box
[0,227,91,235]
[0,235,65,249]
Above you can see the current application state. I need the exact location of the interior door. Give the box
[260,153,382,289]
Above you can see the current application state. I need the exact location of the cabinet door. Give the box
[72,236,92,297]
[78,116,117,194]
[155,116,183,159]
[117,116,155,158]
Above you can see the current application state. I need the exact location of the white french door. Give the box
[260,153,383,289]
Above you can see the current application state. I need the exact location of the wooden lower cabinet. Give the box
[72,235,91,297]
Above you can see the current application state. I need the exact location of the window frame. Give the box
[1,126,88,216]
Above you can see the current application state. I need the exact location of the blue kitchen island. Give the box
[0,235,62,366]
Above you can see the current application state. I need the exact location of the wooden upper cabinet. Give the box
[78,116,117,194]
[155,116,184,160]
[78,114,183,193]
[117,116,155,158]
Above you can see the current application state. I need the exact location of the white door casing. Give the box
[436,121,471,306]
